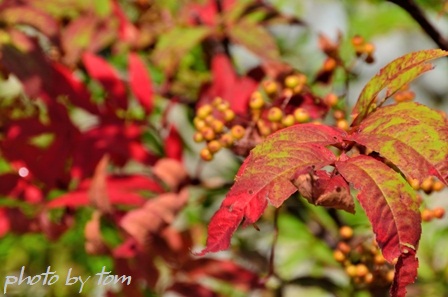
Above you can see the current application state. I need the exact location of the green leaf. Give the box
[352,49,448,125]
[351,102,448,183]
[152,26,211,75]
[227,18,280,61]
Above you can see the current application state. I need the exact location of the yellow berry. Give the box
[281,88,294,98]
[408,178,420,191]
[197,104,213,119]
[193,132,204,143]
[282,114,295,127]
[207,140,222,153]
[285,75,301,89]
[223,109,235,122]
[193,117,207,130]
[386,270,395,283]
[216,101,230,111]
[267,107,283,122]
[324,93,339,107]
[374,253,386,265]
[363,43,375,55]
[364,273,374,284]
[433,207,445,219]
[219,133,234,147]
[333,110,345,120]
[345,265,357,277]
[210,119,224,133]
[333,250,345,262]
[293,108,310,123]
[249,92,265,109]
[212,97,223,107]
[263,81,278,96]
[204,114,215,125]
[200,147,213,161]
[339,226,354,240]
[200,127,216,141]
[231,125,245,140]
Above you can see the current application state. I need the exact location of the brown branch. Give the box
[387,0,448,51]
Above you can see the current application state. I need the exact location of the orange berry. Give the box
[231,125,245,140]
[421,208,433,222]
[333,250,345,262]
[200,147,213,161]
[197,104,213,119]
[339,226,354,240]
[223,109,235,122]
[333,110,345,120]
[193,132,204,143]
[323,57,337,72]
[432,180,445,192]
[324,93,339,107]
[200,127,216,141]
[204,114,215,125]
[356,264,369,277]
[364,273,374,284]
[374,253,386,265]
[433,207,445,219]
[408,178,420,190]
[363,43,375,55]
[207,140,222,153]
[281,88,294,98]
[249,92,265,109]
[420,177,433,193]
[386,270,395,283]
[337,119,349,131]
[351,35,364,47]
[293,108,310,123]
[210,119,224,133]
[282,114,295,127]
[337,242,351,254]
[292,84,303,94]
[267,107,283,122]
[212,97,224,107]
[216,101,230,111]
[219,133,234,147]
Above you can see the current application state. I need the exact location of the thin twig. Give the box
[387,0,448,51]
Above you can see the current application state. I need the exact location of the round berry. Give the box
[217,101,230,111]
[356,264,369,277]
[249,92,265,109]
[197,104,213,119]
[408,178,420,191]
[345,265,357,277]
[212,97,223,107]
[263,80,278,96]
[339,226,354,240]
[336,119,349,131]
[282,114,295,127]
[420,177,433,193]
[323,57,337,72]
[333,250,345,262]
[293,108,310,123]
[267,107,283,122]
[333,110,345,120]
[285,75,301,89]
[432,180,445,192]
[421,208,433,222]
[204,114,215,125]
[324,93,339,107]
[219,133,234,147]
[200,147,213,161]
[433,207,445,219]
[193,132,204,143]
[337,242,351,254]
[207,140,222,153]
[200,127,216,141]
[223,109,235,122]
[363,43,375,55]
[231,125,245,140]
[364,273,374,284]
[210,119,224,133]
[193,117,207,130]
[386,270,395,283]
[351,35,364,47]
[374,253,386,265]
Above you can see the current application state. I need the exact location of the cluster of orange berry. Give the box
[351,35,375,64]
[333,226,395,288]
[408,176,445,194]
[421,207,445,222]
[393,84,415,103]
[193,97,245,161]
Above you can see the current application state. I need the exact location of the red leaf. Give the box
[196,124,343,255]
[89,155,112,213]
[335,155,421,263]
[390,250,418,297]
[119,189,189,245]
[350,102,448,184]
[82,52,128,111]
[0,6,59,37]
[0,209,10,237]
[112,1,138,43]
[164,125,183,161]
[152,158,188,190]
[169,282,217,297]
[128,52,154,114]
[84,211,108,255]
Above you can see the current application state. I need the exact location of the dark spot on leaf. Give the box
[248,190,253,194]
[335,186,341,193]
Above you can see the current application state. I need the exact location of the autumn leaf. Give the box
[352,49,448,125]
[196,124,345,255]
[390,249,419,297]
[350,102,448,183]
[0,6,59,37]
[335,155,421,296]
[89,155,112,214]
[128,52,154,115]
